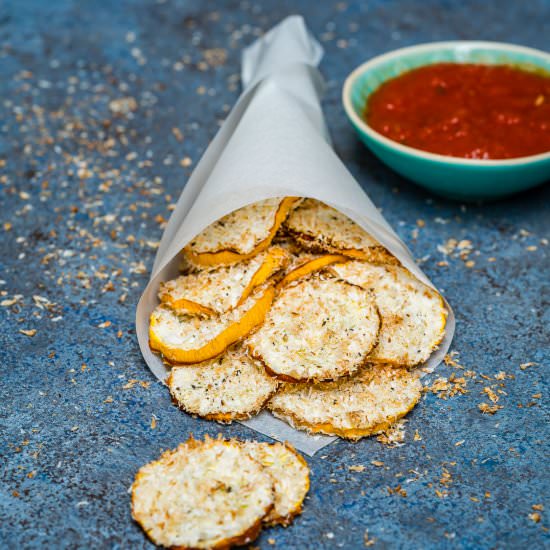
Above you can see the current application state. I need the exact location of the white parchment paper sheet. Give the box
[136,16,455,455]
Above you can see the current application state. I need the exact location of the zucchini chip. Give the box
[241,441,310,526]
[285,199,397,264]
[160,246,290,315]
[150,285,275,365]
[329,262,447,366]
[247,278,380,382]
[131,437,274,549]
[268,365,422,440]
[184,197,301,267]
[167,346,278,423]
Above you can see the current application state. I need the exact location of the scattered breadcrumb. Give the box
[425,374,469,399]
[482,387,499,403]
[364,529,376,547]
[478,403,502,415]
[123,379,151,390]
[443,351,464,368]
[377,420,406,447]
[387,484,407,497]
[520,362,537,370]
[109,96,137,114]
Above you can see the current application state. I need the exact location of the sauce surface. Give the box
[365,63,550,159]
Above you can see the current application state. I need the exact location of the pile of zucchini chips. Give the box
[150,197,447,437]
[132,436,309,548]
[137,198,447,548]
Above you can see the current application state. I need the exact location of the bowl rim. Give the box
[342,40,550,167]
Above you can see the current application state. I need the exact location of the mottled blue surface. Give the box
[0,1,549,548]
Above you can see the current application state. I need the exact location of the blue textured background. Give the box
[0,1,548,548]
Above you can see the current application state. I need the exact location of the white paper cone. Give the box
[136,15,455,455]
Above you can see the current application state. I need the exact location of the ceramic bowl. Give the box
[342,41,550,201]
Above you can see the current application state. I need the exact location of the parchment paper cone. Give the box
[136,16,455,455]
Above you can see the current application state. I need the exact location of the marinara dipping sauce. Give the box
[365,63,550,159]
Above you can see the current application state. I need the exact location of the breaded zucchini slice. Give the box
[184,197,301,267]
[268,365,422,440]
[131,437,274,549]
[241,441,310,526]
[247,277,380,382]
[284,198,397,264]
[159,246,290,315]
[329,262,447,366]
[167,346,278,423]
[149,285,275,365]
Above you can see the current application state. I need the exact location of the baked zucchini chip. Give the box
[159,246,290,315]
[131,437,274,549]
[268,365,422,440]
[247,278,380,382]
[285,198,397,264]
[329,262,447,366]
[241,441,309,526]
[184,197,301,267]
[150,285,275,365]
[167,346,278,423]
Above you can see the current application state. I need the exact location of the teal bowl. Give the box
[342,41,550,201]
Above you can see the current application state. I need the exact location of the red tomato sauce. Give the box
[365,63,550,159]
